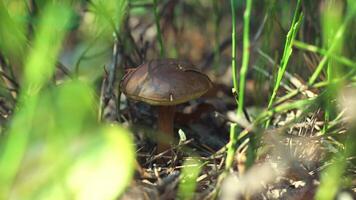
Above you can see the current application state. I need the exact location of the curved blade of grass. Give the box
[265,0,303,127]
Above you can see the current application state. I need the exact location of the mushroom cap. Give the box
[121,59,213,106]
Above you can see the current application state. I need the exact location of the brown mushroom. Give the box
[120,59,213,153]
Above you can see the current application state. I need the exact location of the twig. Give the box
[99,37,122,121]
[56,62,73,79]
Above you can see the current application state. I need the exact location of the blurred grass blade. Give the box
[23,4,73,93]
[66,125,135,200]
[88,0,127,38]
[0,0,27,67]
[315,154,347,200]
[178,158,202,200]
[10,124,135,199]
[0,3,72,197]
[7,81,135,199]
[53,81,96,137]
[321,0,344,134]
[293,41,356,68]
[308,1,356,85]
[315,1,350,199]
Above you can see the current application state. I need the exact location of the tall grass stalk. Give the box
[226,0,238,170]
[265,0,303,127]
[153,0,165,58]
[226,123,237,169]
[322,0,343,135]
[237,0,252,116]
[230,0,238,91]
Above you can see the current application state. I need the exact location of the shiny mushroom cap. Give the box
[121,59,213,106]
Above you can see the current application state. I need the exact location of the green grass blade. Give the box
[267,0,303,110]
[230,0,238,91]
[226,0,238,171]
[237,0,252,116]
[226,123,238,169]
[178,158,202,200]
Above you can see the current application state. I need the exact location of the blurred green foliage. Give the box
[0,0,27,70]
[316,1,356,199]
[0,0,135,199]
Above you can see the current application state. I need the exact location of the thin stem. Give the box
[226,0,238,171]
[225,123,237,169]
[237,0,252,116]
[267,0,302,109]
[265,0,303,127]
[99,37,122,122]
[230,0,238,91]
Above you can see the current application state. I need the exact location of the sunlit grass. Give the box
[226,0,238,171]
[237,0,252,116]
[178,158,202,200]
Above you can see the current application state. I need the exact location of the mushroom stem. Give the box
[157,105,176,153]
